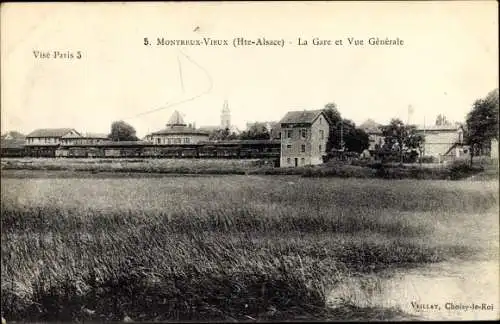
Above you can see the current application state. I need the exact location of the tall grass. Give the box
[2,157,490,180]
[1,177,498,321]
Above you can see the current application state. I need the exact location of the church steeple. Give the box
[221,100,231,129]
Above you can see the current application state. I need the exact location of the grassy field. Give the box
[0,158,265,175]
[2,156,495,180]
[1,176,498,321]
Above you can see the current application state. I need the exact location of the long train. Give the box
[1,140,281,160]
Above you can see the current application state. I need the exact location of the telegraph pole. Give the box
[340,121,344,151]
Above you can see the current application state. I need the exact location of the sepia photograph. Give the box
[1,1,499,322]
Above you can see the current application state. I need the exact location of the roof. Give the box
[1,131,25,140]
[80,133,109,139]
[96,140,149,146]
[167,110,186,126]
[61,132,82,138]
[26,128,79,138]
[198,125,220,132]
[359,119,382,134]
[279,110,325,125]
[151,126,209,136]
[415,124,462,132]
[199,139,281,145]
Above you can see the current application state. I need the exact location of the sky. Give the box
[1,1,498,138]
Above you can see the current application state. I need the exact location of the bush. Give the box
[418,156,436,164]
[448,160,484,180]
[302,165,375,178]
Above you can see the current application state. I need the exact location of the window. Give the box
[319,144,322,152]
[175,138,181,144]
[286,157,291,164]
[319,117,322,124]
[287,130,293,139]
[184,138,190,144]
[301,144,306,152]
[301,158,305,165]
[286,144,292,149]
[319,130,324,140]
[300,129,307,139]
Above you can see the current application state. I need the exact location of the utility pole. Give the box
[423,116,426,156]
[400,123,404,164]
[340,121,344,151]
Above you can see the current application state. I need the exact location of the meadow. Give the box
[1,156,492,180]
[1,175,498,321]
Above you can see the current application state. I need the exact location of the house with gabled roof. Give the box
[26,128,81,146]
[25,128,81,157]
[279,109,330,167]
[1,131,26,157]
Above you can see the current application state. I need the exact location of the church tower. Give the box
[221,100,231,129]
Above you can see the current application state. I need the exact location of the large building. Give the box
[416,124,466,159]
[24,128,81,157]
[145,110,209,144]
[279,109,330,167]
[25,128,81,146]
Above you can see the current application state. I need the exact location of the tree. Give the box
[322,103,370,153]
[342,120,370,153]
[108,121,139,141]
[465,88,499,165]
[239,123,270,140]
[209,128,238,141]
[323,103,343,151]
[380,118,425,163]
[435,114,451,126]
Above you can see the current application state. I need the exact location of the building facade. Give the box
[61,133,108,145]
[359,119,384,152]
[25,128,81,157]
[26,128,81,145]
[279,110,330,167]
[416,124,465,158]
[145,111,209,145]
